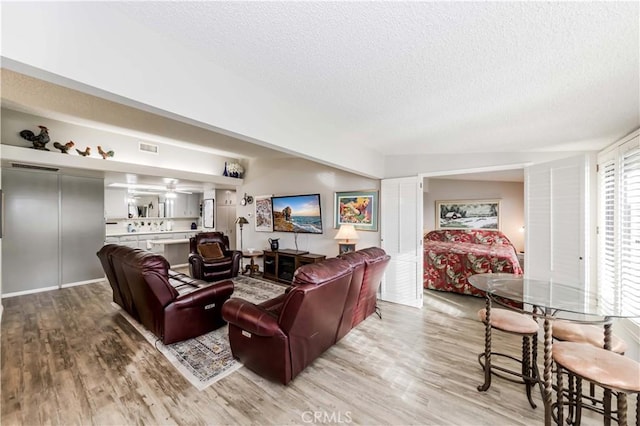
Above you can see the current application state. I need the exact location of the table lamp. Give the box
[334,224,359,254]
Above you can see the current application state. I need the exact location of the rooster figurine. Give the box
[19,125,50,150]
[97,146,115,159]
[53,140,75,154]
[76,146,91,157]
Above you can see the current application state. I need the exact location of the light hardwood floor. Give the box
[1,278,631,425]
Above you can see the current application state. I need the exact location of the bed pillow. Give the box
[197,242,225,260]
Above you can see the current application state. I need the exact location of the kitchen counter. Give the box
[148,238,190,245]
[106,229,203,237]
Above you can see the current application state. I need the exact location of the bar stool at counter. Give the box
[477,307,540,408]
[553,341,640,426]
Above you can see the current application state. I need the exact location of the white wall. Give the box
[1,108,239,175]
[235,157,381,260]
[423,178,525,251]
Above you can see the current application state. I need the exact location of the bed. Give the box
[423,229,523,298]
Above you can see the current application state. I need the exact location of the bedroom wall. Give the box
[423,178,525,252]
[235,157,381,261]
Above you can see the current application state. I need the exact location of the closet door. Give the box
[379,176,423,308]
[2,168,60,294]
[525,154,595,289]
[60,175,105,285]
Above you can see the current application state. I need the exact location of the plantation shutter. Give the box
[597,133,640,319]
[598,157,618,312]
[620,142,640,315]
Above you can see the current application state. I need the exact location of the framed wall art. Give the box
[254,195,273,232]
[436,199,500,230]
[203,198,215,228]
[334,190,378,231]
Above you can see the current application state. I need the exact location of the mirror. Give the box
[128,195,159,218]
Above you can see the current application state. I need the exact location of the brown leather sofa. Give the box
[189,232,242,282]
[221,247,390,384]
[97,244,234,344]
[339,247,391,330]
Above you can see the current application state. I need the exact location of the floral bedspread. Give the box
[423,230,522,297]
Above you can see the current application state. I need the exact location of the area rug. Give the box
[116,275,287,390]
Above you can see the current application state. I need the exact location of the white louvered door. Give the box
[525,155,594,289]
[380,177,423,308]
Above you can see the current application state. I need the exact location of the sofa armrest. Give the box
[222,298,281,337]
[173,280,234,309]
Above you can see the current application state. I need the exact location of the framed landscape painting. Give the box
[436,199,500,230]
[254,195,273,232]
[334,190,378,231]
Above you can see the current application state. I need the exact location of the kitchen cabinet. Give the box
[216,205,237,250]
[216,189,236,206]
[169,193,200,218]
[105,188,129,219]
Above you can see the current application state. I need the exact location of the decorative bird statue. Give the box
[76,146,91,157]
[53,140,75,154]
[19,125,50,150]
[97,145,115,159]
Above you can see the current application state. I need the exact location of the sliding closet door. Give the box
[2,168,60,294]
[60,175,104,284]
[380,176,423,308]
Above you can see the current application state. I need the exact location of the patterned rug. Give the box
[117,275,287,390]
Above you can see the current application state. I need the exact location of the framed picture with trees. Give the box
[436,199,500,230]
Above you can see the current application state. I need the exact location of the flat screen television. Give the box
[271,194,323,234]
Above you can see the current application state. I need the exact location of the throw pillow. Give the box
[198,242,225,260]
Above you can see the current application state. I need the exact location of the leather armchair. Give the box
[189,232,242,282]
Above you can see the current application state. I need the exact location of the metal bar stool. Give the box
[477,305,540,408]
[553,341,640,426]
[553,320,629,423]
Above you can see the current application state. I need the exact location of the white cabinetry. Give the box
[171,193,200,218]
[105,188,128,219]
[216,189,236,206]
[216,205,237,250]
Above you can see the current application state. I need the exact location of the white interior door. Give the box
[380,176,423,308]
[525,154,594,289]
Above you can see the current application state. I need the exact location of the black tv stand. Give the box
[263,249,325,284]
[279,249,309,256]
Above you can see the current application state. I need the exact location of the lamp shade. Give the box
[334,224,359,242]
[235,216,249,225]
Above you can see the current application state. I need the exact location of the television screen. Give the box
[271,194,323,234]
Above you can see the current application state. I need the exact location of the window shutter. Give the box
[620,145,640,315]
[597,158,618,312]
[597,133,640,319]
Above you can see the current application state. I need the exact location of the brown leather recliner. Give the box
[97,244,234,344]
[221,257,354,384]
[189,232,242,282]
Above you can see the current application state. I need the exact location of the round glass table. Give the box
[468,273,639,426]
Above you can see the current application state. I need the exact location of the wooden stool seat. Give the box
[478,308,539,334]
[553,321,628,354]
[553,342,640,393]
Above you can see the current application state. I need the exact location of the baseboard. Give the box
[60,278,104,289]
[2,285,59,298]
[2,278,104,298]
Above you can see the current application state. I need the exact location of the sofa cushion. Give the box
[198,242,225,260]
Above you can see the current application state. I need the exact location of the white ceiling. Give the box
[107,1,639,155]
[1,2,639,181]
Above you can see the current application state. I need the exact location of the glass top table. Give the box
[468,273,639,318]
[468,273,639,426]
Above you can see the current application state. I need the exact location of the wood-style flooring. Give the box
[1,277,631,425]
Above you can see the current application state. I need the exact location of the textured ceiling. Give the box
[110,1,639,155]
